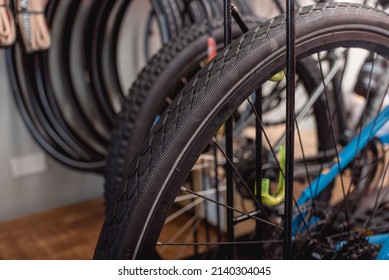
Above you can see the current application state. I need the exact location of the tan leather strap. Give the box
[0,0,16,47]
[14,0,51,53]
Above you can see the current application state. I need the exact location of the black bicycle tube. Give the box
[38,52,106,159]
[106,0,134,105]
[85,0,116,126]
[284,0,296,260]
[28,53,95,160]
[32,0,104,159]
[57,0,110,147]
[6,47,106,172]
[8,0,107,172]
[16,0,107,159]
[37,0,107,159]
[151,0,171,44]
[61,0,111,143]
[143,9,156,62]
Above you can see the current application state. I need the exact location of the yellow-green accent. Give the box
[270,70,285,82]
[260,145,286,206]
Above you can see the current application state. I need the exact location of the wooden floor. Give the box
[0,199,105,260]
[0,157,387,260]
[0,197,220,260]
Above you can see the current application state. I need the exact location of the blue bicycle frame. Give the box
[294,105,389,259]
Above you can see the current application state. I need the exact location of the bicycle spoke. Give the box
[166,197,204,224]
[353,147,388,185]
[201,162,212,250]
[364,152,389,230]
[246,97,312,234]
[294,117,315,236]
[212,137,271,221]
[158,240,284,246]
[346,52,377,188]
[180,186,332,250]
[317,53,351,237]
[174,185,226,203]
[331,50,350,135]
[247,98,284,174]
[158,215,198,255]
[213,144,222,243]
[348,69,389,231]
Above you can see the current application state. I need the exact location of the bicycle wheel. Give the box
[95,2,389,259]
[104,13,337,212]
[104,17,264,209]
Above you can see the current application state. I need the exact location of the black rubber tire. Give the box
[187,0,207,23]
[151,0,173,44]
[163,0,183,38]
[156,0,255,40]
[6,0,108,172]
[95,3,389,259]
[210,0,223,17]
[147,0,255,60]
[104,17,262,209]
[104,15,334,212]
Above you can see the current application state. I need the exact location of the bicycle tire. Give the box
[104,17,263,209]
[95,3,389,259]
[6,0,108,172]
[104,14,336,212]
[152,0,181,43]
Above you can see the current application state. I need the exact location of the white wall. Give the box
[0,51,104,222]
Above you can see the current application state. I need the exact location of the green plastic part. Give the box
[259,145,286,206]
[269,70,285,82]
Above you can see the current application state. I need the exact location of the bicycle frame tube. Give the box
[377,237,389,259]
[379,133,389,144]
[297,105,389,206]
[292,105,389,258]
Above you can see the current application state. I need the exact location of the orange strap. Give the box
[0,0,16,47]
[14,0,51,53]
[207,36,217,61]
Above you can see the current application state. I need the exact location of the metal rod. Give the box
[158,240,284,246]
[189,174,199,257]
[284,0,296,260]
[255,89,263,258]
[224,0,232,45]
[201,164,211,251]
[274,0,285,13]
[231,4,249,33]
[224,0,235,260]
[213,145,222,242]
[233,210,262,225]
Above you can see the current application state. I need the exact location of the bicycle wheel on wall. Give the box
[95,3,389,259]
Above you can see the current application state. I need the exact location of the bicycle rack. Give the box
[222,0,296,260]
[223,0,235,260]
[284,0,296,261]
